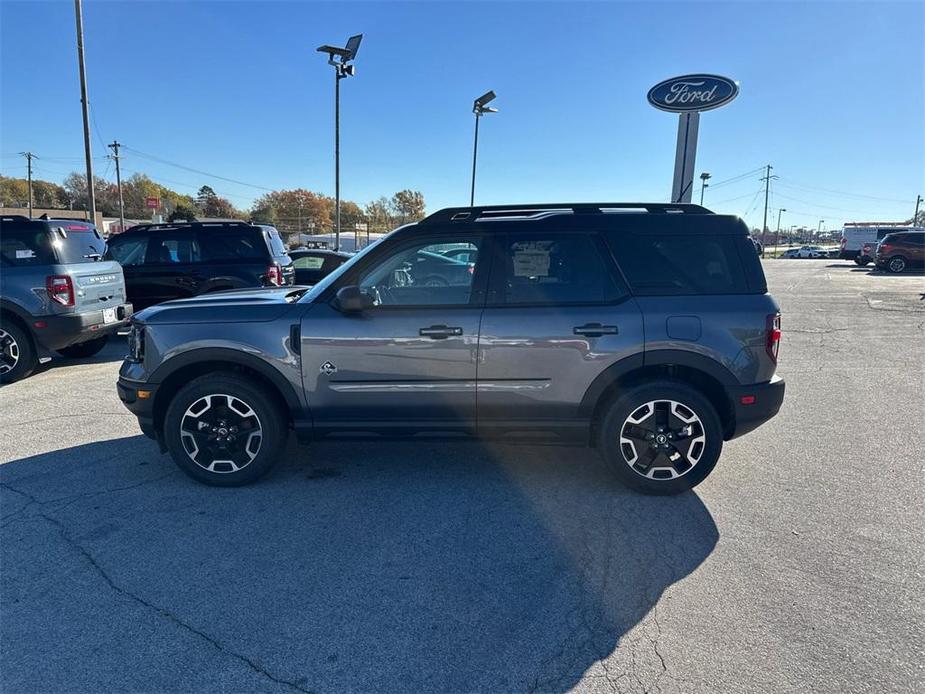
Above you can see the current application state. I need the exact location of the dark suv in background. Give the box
[117,203,785,495]
[107,221,294,310]
[1,215,132,382]
[874,230,924,273]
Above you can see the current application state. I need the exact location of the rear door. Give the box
[476,231,644,439]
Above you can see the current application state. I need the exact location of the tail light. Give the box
[265,264,282,286]
[766,313,782,364]
[862,243,871,254]
[879,243,894,255]
[46,275,75,307]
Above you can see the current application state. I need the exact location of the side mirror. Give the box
[333,285,370,313]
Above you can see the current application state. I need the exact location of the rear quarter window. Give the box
[608,233,755,295]
[0,228,55,266]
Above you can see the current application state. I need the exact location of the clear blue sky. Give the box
[2,1,923,230]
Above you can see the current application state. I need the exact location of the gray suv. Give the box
[117,203,785,495]
[1,215,132,382]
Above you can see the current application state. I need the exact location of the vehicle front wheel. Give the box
[887,255,907,273]
[598,380,723,495]
[163,373,288,486]
[57,335,108,358]
[0,322,37,383]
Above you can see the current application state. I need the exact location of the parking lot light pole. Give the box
[817,219,824,241]
[470,91,497,207]
[699,172,711,205]
[317,34,362,251]
[773,208,786,258]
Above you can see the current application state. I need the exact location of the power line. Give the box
[707,166,766,190]
[121,146,274,191]
[777,179,909,204]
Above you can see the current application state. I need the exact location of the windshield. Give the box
[299,238,382,302]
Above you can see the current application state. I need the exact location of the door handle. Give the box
[573,323,618,337]
[420,325,463,339]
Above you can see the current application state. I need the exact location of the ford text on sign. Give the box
[647,74,738,113]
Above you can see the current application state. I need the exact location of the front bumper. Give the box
[35,303,133,351]
[117,376,158,441]
[725,375,785,440]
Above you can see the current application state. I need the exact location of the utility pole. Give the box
[914,194,922,225]
[20,152,36,217]
[760,164,775,258]
[74,0,96,223]
[774,208,786,258]
[108,141,125,231]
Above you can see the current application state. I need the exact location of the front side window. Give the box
[107,235,149,266]
[500,233,623,305]
[358,238,481,306]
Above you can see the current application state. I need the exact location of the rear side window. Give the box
[500,233,625,305]
[293,255,325,270]
[197,230,266,262]
[1,228,55,266]
[609,234,749,295]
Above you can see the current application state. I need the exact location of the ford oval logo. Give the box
[647,74,739,113]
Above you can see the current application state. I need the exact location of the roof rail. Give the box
[125,220,254,232]
[0,214,32,222]
[418,202,712,226]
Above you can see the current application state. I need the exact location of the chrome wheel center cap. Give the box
[656,434,668,444]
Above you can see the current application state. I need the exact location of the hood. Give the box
[135,286,309,324]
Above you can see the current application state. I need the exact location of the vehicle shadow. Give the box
[1,435,718,693]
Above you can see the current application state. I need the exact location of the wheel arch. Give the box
[149,348,305,438]
[582,351,737,442]
[0,302,37,350]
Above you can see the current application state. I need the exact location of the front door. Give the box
[300,235,488,435]
[139,233,204,307]
[477,231,644,440]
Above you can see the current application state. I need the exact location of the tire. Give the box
[0,321,37,384]
[56,335,108,359]
[597,380,723,495]
[887,255,907,274]
[163,373,288,486]
[854,257,869,266]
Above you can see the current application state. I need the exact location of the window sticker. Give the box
[511,241,553,277]
[15,249,36,259]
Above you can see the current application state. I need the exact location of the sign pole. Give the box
[671,112,700,203]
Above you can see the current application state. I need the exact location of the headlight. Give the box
[127,324,145,362]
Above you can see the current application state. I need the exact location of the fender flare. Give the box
[149,347,304,416]
[578,349,738,417]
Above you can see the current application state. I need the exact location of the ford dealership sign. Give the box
[647,74,739,113]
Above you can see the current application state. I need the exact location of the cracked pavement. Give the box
[1,260,923,693]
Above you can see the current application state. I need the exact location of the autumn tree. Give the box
[250,189,333,232]
[390,189,426,224]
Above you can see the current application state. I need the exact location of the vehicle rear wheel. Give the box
[598,380,723,495]
[163,373,288,486]
[887,255,907,273]
[0,322,37,383]
[854,258,869,266]
[57,335,108,359]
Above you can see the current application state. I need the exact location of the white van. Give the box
[839,223,914,265]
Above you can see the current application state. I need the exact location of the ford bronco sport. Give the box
[1,215,132,382]
[117,203,785,495]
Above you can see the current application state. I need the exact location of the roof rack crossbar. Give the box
[419,202,711,225]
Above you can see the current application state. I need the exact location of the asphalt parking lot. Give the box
[1,260,923,693]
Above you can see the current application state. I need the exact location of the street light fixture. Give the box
[317,33,363,251]
[699,172,711,206]
[470,90,498,207]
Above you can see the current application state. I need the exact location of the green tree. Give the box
[168,204,199,222]
[365,196,393,231]
[390,189,426,224]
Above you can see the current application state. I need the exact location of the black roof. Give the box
[418,202,712,226]
[122,220,267,234]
